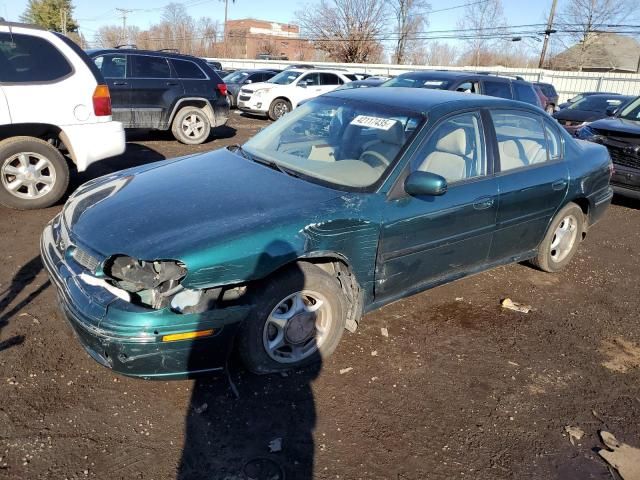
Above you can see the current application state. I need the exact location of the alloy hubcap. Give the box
[181,113,206,138]
[550,214,578,263]
[1,152,56,200]
[263,290,332,364]
[274,102,289,118]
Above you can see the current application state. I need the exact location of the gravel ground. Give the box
[1,112,639,480]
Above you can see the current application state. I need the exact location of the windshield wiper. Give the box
[229,145,300,178]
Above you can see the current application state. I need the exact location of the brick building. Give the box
[224,18,314,60]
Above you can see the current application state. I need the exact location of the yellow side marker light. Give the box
[162,329,214,342]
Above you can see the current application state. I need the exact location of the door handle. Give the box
[113,81,128,86]
[166,82,179,86]
[473,197,494,210]
[552,179,568,191]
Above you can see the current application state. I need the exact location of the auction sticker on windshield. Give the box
[350,115,397,130]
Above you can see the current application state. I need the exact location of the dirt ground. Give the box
[1,112,640,480]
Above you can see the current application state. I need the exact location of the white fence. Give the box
[214,58,640,103]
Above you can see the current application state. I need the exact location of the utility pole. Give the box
[538,0,558,68]
[223,0,229,57]
[116,8,133,46]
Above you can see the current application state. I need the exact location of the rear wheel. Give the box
[238,262,347,374]
[531,202,584,272]
[268,98,291,121]
[171,106,211,144]
[0,136,69,210]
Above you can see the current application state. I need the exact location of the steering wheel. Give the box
[359,150,390,169]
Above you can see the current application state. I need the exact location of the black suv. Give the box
[576,96,640,199]
[382,70,542,108]
[87,49,229,144]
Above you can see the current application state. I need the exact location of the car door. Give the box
[488,109,569,262]
[92,53,132,126]
[0,86,10,124]
[319,73,343,94]
[482,80,513,100]
[128,54,183,129]
[292,72,322,105]
[170,57,209,100]
[376,111,499,300]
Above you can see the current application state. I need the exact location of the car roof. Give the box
[325,87,541,115]
[285,68,349,74]
[582,93,633,100]
[87,48,205,62]
[395,70,522,83]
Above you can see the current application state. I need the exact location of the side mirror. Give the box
[298,82,307,88]
[404,171,448,197]
[605,105,617,117]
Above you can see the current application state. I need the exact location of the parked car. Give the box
[558,92,622,110]
[205,59,222,70]
[237,68,353,120]
[533,82,559,113]
[554,94,633,135]
[381,71,542,108]
[576,96,640,199]
[88,48,229,144]
[42,88,612,379]
[335,78,386,90]
[0,21,125,210]
[223,69,279,107]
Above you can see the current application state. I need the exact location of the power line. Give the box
[430,0,491,14]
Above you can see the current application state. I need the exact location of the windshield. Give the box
[224,71,249,83]
[568,96,624,112]
[383,75,452,90]
[267,70,303,85]
[618,97,640,121]
[242,97,423,190]
[568,94,585,103]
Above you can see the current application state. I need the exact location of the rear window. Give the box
[0,32,72,83]
[513,83,540,106]
[483,81,512,99]
[171,59,206,79]
[131,55,171,78]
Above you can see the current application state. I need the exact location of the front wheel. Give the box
[268,99,291,121]
[171,106,211,145]
[238,262,347,374]
[530,202,584,272]
[0,136,69,210]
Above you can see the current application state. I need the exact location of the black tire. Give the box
[171,106,211,145]
[268,98,291,121]
[530,202,585,273]
[0,136,69,210]
[238,262,347,374]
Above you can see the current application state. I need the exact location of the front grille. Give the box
[72,247,100,272]
[606,144,640,171]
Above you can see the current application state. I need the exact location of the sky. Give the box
[0,0,558,49]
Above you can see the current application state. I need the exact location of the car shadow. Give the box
[178,245,319,480]
[612,194,640,210]
[0,255,49,352]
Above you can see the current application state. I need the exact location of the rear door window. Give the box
[320,73,343,85]
[94,54,127,79]
[483,81,512,99]
[491,110,550,171]
[513,83,539,106]
[131,55,171,79]
[0,32,72,83]
[171,59,206,79]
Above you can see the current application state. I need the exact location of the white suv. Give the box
[237,69,353,120]
[0,22,125,209]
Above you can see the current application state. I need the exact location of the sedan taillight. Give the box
[93,85,112,116]
[217,83,228,96]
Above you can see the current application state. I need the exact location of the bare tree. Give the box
[559,0,639,70]
[457,0,507,66]
[95,25,123,48]
[390,0,430,64]
[296,0,387,63]
[419,41,458,66]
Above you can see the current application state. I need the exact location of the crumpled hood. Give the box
[589,117,640,136]
[64,149,341,261]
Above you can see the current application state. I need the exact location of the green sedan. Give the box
[41,88,613,379]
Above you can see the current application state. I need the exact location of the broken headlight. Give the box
[104,256,187,309]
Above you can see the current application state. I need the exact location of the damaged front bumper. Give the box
[40,215,251,379]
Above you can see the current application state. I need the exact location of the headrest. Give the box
[500,139,520,158]
[376,122,405,146]
[435,128,467,156]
